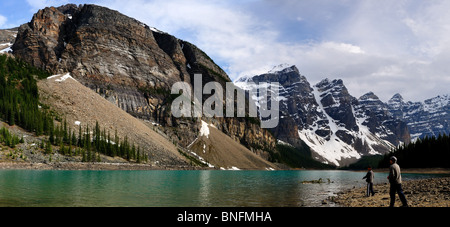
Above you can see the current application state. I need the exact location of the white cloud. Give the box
[0,14,7,28]
[94,0,281,75]
[26,0,69,11]
[321,42,365,54]
[86,0,450,102]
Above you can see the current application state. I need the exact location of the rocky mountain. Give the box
[387,93,449,140]
[10,4,276,168]
[9,4,446,169]
[0,28,17,53]
[38,73,187,166]
[187,120,277,170]
[235,65,410,166]
[357,92,411,145]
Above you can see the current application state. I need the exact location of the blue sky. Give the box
[1,0,450,102]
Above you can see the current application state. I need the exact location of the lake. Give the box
[0,170,447,207]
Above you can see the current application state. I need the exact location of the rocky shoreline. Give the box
[333,177,450,207]
[0,161,205,171]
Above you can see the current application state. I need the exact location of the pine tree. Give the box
[45,140,52,154]
[87,148,92,162]
[85,124,90,151]
[60,143,66,155]
[68,143,72,156]
[107,130,112,156]
[63,119,68,144]
[82,149,86,162]
[379,133,450,168]
[71,131,77,146]
[114,129,119,157]
[131,143,136,161]
[78,124,82,147]
[137,146,141,163]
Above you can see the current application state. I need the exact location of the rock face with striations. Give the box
[357,92,411,145]
[236,65,411,166]
[12,4,276,161]
[14,4,184,119]
[387,93,449,140]
[0,28,18,44]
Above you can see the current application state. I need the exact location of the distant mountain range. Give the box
[0,27,17,54]
[235,65,448,166]
[387,93,449,141]
[2,4,448,168]
[5,4,276,169]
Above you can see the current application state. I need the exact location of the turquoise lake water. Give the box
[0,170,447,207]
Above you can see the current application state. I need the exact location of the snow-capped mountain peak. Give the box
[235,64,408,166]
[268,63,295,74]
[388,93,449,140]
[235,63,447,166]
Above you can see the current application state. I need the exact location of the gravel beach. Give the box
[0,161,203,170]
[334,177,450,207]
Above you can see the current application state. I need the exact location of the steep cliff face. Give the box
[387,93,449,140]
[12,4,276,165]
[236,65,410,166]
[357,92,411,145]
[14,4,183,118]
[13,5,231,117]
[235,66,319,149]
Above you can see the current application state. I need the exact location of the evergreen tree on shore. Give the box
[1,55,147,164]
[379,134,450,168]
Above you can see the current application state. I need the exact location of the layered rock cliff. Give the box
[12,4,276,164]
[236,65,411,166]
[387,93,449,140]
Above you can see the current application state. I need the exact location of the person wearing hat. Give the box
[387,156,409,207]
[362,166,375,197]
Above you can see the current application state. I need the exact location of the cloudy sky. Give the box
[1,0,449,102]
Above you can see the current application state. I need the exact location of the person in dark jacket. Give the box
[363,166,375,197]
[387,156,409,207]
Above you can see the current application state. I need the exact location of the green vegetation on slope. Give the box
[0,55,147,163]
[272,143,336,169]
[0,54,51,135]
[378,134,450,168]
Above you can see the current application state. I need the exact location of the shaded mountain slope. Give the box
[12,4,277,167]
[38,73,187,167]
[188,121,278,170]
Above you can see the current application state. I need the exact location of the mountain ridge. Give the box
[5,4,447,168]
[387,93,449,140]
[8,4,278,169]
[236,65,416,166]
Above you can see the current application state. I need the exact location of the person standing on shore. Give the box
[363,166,375,197]
[388,156,409,207]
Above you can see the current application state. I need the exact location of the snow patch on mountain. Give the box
[236,64,401,166]
[268,63,295,74]
[387,93,449,140]
[296,85,393,166]
[200,120,210,139]
[55,73,74,82]
[0,42,13,53]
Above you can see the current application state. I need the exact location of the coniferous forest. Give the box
[2,54,449,168]
[0,55,147,163]
[379,134,450,168]
[0,54,51,134]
